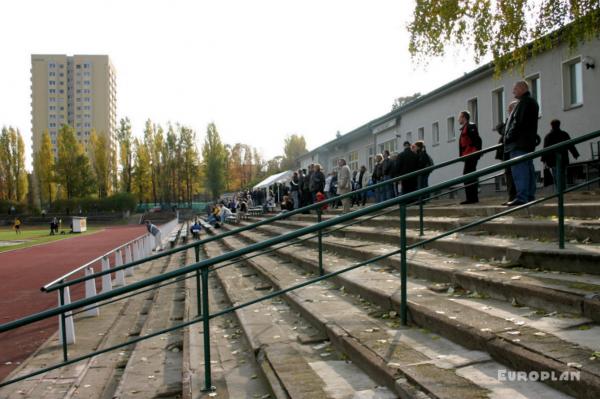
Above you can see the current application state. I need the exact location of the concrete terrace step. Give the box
[204,239,397,399]
[258,218,600,275]
[222,223,600,399]
[111,249,188,399]
[182,247,273,399]
[264,213,600,243]
[240,220,600,322]
[0,254,173,399]
[322,201,600,219]
[216,226,577,399]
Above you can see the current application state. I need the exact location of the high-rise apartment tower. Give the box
[30,54,117,157]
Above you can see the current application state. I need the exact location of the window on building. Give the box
[76,64,81,69]
[367,145,374,172]
[406,131,413,143]
[527,74,542,116]
[418,127,424,141]
[48,71,56,77]
[467,98,478,126]
[48,89,56,94]
[348,150,358,171]
[378,139,397,154]
[59,89,64,94]
[447,117,455,141]
[48,62,56,68]
[432,122,440,145]
[49,97,56,102]
[563,58,583,108]
[48,80,56,85]
[492,88,505,126]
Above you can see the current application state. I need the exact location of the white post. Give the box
[113,249,126,287]
[101,256,113,293]
[125,245,134,277]
[146,235,153,256]
[84,267,99,317]
[133,241,140,267]
[58,287,76,345]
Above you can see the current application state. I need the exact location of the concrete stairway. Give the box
[209,199,600,398]
[3,199,600,398]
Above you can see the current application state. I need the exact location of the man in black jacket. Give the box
[541,119,579,190]
[394,145,420,195]
[381,150,395,200]
[458,110,482,204]
[356,165,367,206]
[504,81,540,206]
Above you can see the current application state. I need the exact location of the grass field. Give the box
[0,226,101,253]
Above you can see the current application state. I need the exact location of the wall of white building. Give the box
[299,37,600,188]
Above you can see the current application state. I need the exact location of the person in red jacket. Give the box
[458,110,482,204]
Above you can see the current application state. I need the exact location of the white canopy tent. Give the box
[252,170,294,190]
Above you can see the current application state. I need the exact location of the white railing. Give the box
[42,218,180,344]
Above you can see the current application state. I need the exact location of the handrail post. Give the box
[317,209,324,276]
[59,286,68,362]
[201,267,213,392]
[195,244,202,317]
[418,199,424,237]
[400,203,408,325]
[556,152,565,249]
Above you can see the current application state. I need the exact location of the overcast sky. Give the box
[1,0,481,170]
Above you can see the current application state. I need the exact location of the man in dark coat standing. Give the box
[504,80,540,206]
[394,144,420,195]
[541,119,579,190]
[458,110,482,204]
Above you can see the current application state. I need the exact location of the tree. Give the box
[266,156,284,175]
[281,134,308,171]
[391,92,421,111]
[132,138,152,203]
[117,118,134,193]
[178,125,200,205]
[201,123,227,199]
[55,125,95,199]
[89,130,110,197]
[0,127,27,202]
[163,124,179,203]
[408,1,600,72]
[35,130,55,206]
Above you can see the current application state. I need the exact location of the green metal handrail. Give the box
[2,130,598,391]
[41,144,502,293]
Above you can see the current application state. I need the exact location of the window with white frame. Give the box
[492,87,505,127]
[367,145,374,172]
[378,139,396,154]
[432,122,440,145]
[467,98,478,126]
[563,58,583,108]
[447,117,455,141]
[527,74,542,116]
[348,150,359,171]
[418,127,424,141]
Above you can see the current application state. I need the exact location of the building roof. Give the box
[299,61,495,160]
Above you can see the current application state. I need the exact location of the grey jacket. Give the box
[337,165,352,194]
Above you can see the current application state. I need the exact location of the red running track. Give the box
[0,225,146,381]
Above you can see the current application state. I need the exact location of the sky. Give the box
[1,0,481,171]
